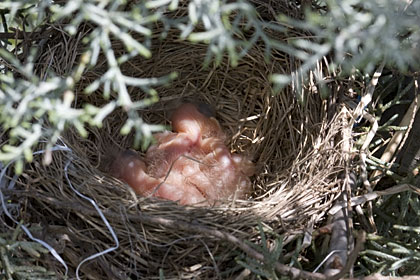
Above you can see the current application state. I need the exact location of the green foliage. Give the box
[1,0,417,169]
[357,192,420,276]
[0,0,287,170]
[272,0,420,99]
[0,0,418,278]
[302,0,420,73]
[351,71,419,277]
[0,222,57,280]
[236,223,286,279]
[0,0,178,170]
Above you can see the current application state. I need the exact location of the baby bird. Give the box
[171,103,225,142]
[146,102,224,178]
[198,136,254,200]
[109,150,207,205]
[109,102,254,205]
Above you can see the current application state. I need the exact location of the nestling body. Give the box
[108,103,254,205]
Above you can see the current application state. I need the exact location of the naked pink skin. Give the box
[109,103,254,205]
[109,150,207,205]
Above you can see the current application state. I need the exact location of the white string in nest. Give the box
[0,139,120,280]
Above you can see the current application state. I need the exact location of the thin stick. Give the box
[329,184,420,215]
[327,231,366,280]
[7,190,328,280]
[370,79,419,185]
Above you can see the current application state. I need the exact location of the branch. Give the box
[329,184,420,215]
[0,28,52,40]
[370,79,420,185]
[327,231,366,280]
[5,190,328,280]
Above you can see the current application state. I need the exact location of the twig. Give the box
[106,213,327,279]
[0,30,51,40]
[351,64,384,231]
[370,79,420,186]
[0,246,13,280]
[328,184,420,215]
[344,274,420,280]
[324,108,355,277]
[352,62,384,121]
[359,111,379,232]
[363,275,420,280]
[323,176,357,276]
[351,64,384,189]
[5,190,328,280]
[360,112,378,192]
[327,231,366,280]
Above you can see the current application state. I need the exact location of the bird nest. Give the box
[5,14,350,280]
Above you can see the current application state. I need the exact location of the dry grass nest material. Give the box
[9,22,350,279]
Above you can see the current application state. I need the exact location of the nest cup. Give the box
[18,22,347,279]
